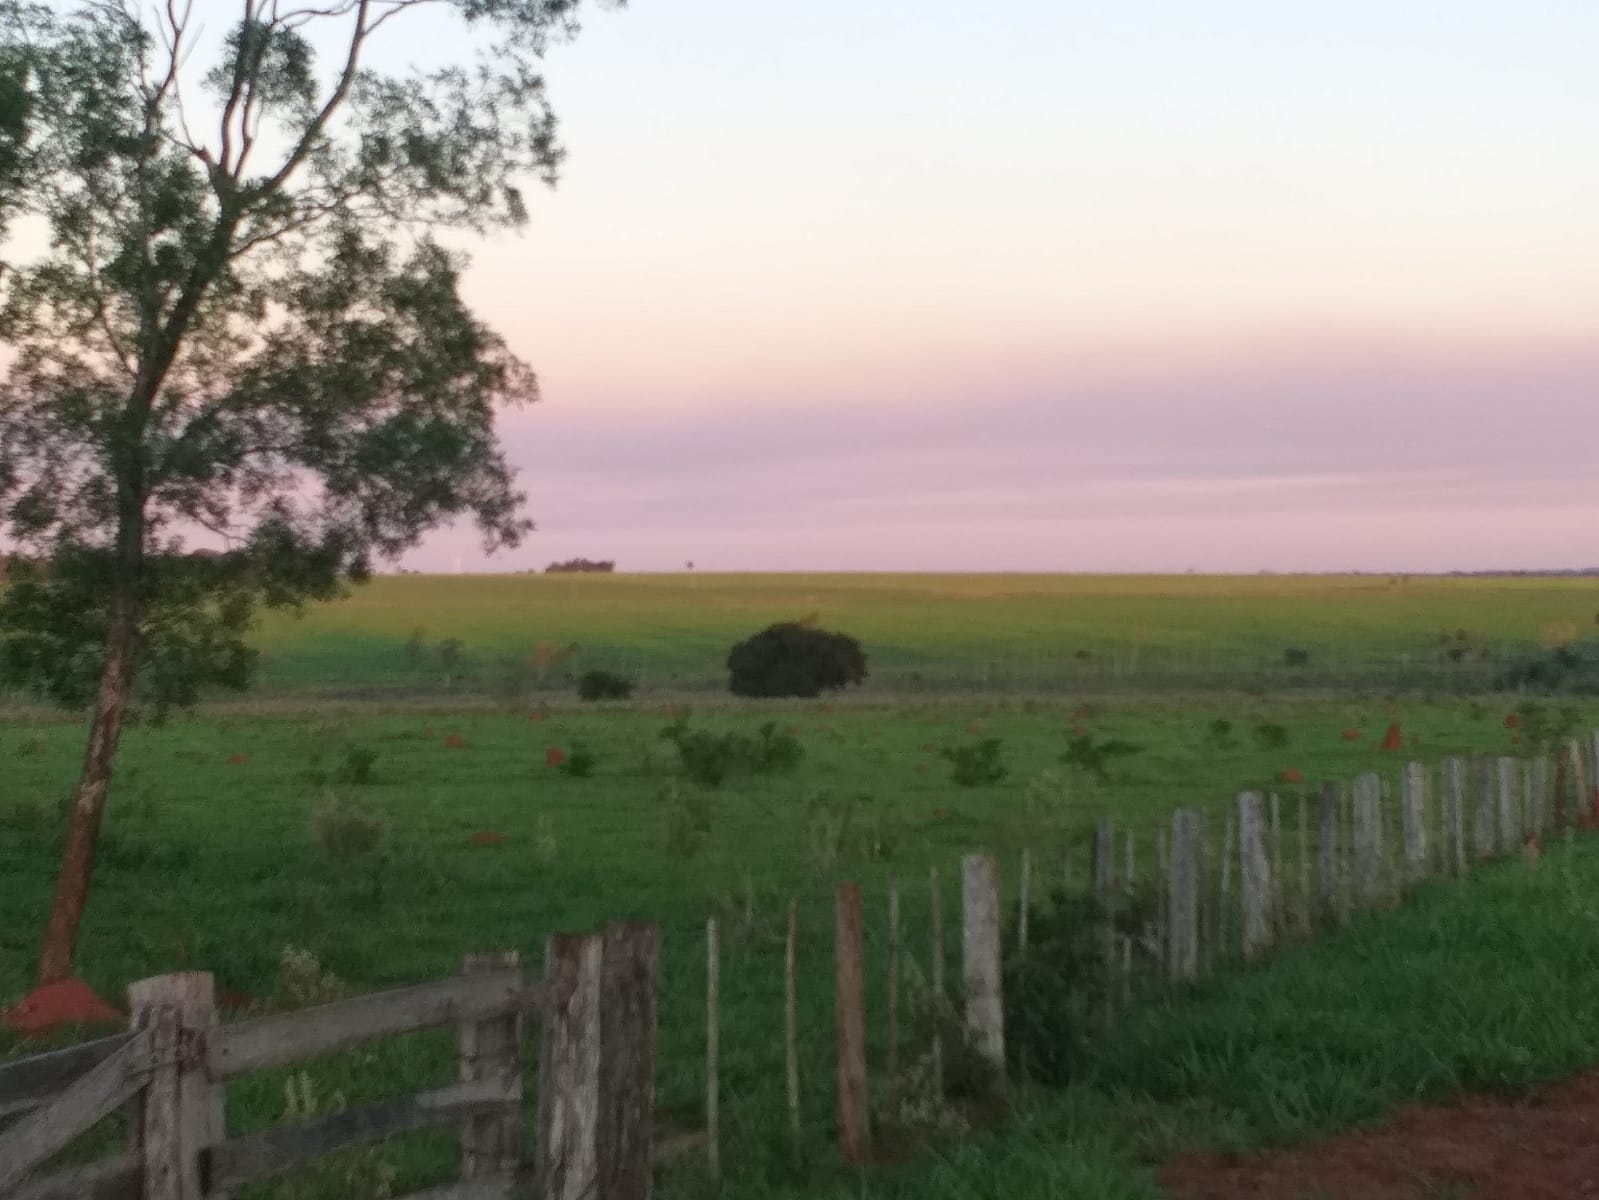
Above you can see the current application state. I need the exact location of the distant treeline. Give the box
[545,558,616,574]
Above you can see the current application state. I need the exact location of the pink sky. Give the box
[386,1,1598,573]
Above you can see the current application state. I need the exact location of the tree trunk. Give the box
[36,597,140,985]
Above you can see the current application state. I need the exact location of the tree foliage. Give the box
[0,0,615,707]
[0,0,622,982]
[726,623,868,699]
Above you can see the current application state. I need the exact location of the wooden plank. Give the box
[212,969,532,1080]
[1352,773,1386,907]
[834,882,872,1166]
[0,1033,150,1194]
[1441,757,1468,876]
[1497,757,1521,852]
[597,922,659,1200]
[1155,825,1169,966]
[961,853,1005,1073]
[9,1152,140,1200]
[0,1033,136,1120]
[532,933,605,1200]
[1471,757,1497,860]
[1237,792,1272,961]
[207,1077,517,1189]
[1401,762,1429,884]
[459,953,524,1178]
[1167,808,1201,981]
[1296,794,1311,936]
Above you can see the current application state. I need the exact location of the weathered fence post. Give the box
[888,882,902,1079]
[961,854,1005,1075]
[1497,757,1521,852]
[1352,773,1387,907]
[1155,825,1170,966]
[534,933,604,1200]
[599,922,659,1200]
[834,883,871,1166]
[1566,738,1590,826]
[1167,809,1202,981]
[1317,782,1342,923]
[127,972,224,1200]
[1401,762,1428,885]
[1530,755,1550,840]
[1093,818,1116,893]
[460,951,524,1179]
[1268,794,1284,935]
[703,918,720,1188]
[1016,851,1031,960]
[929,867,945,1096]
[1471,757,1497,860]
[1217,810,1236,959]
[784,900,801,1157]
[1441,757,1468,876]
[1238,792,1272,961]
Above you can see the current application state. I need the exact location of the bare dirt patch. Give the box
[1163,1070,1599,1200]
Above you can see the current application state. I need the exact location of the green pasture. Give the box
[4,695,1597,1195]
[246,572,1599,696]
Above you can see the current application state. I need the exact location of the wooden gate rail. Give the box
[0,924,658,1200]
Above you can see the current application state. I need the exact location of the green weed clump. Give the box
[941,737,1008,786]
[659,719,804,786]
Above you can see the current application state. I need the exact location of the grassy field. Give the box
[4,691,1596,1196]
[4,571,1598,1196]
[243,572,1599,696]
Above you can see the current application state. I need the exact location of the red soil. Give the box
[1163,1069,1599,1200]
[545,747,566,767]
[225,753,250,766]
[443,733,467,749]
[3,979,123,1038]
[1277,768,1304,784]
[469,830,506,846]
[1340,729,1363,741]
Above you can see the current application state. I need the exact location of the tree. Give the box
[0,0,621,984]
[726,623,868,699]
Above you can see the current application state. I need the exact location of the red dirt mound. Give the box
[1163,1068,1599,1200]
[1380,722,1404,752]
[3,978,123,1037]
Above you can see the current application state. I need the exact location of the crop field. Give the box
[3,572,1599,1197]
[245,572,1599,696]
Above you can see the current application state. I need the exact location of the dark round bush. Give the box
[725,623,867,699]
[577,668,634,701]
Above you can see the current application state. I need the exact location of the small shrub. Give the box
[275,946,346,1007]
[659,720,804,786]
[1283,647,1310,667]
[1206,718,1236,749]
[577,669,634,701]
[556,744,597,778]
[1495,638,1599,695]
[662,782,713,859]
[332,743,378,786]
[1060,733,1143,782]
[311,794,386,862]
[1005,885,1162,1084]
[1253,721,1291,749]
[942,738,1008,787]
[726,622,867,699]
[1514,700,1582,747]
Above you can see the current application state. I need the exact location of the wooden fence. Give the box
[725,733,1599,1167]
[0,922,659,1200]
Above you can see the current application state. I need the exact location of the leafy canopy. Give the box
[0,0,614,711]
